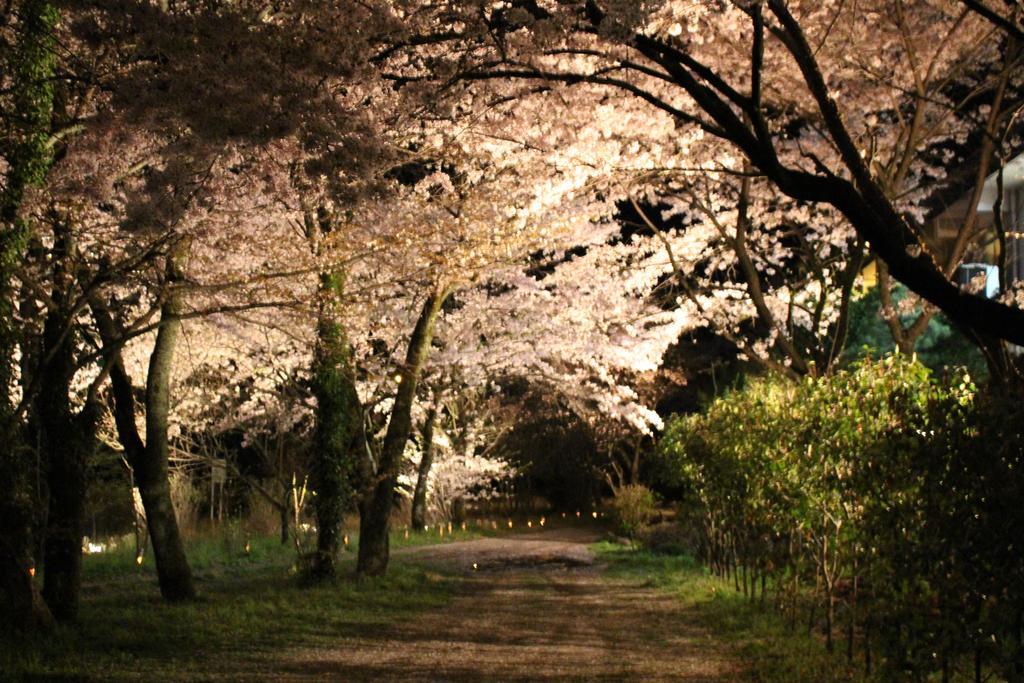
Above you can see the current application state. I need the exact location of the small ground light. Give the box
[447,522,452,534]
[404,528,409,539]
[343,535,349,547]
[423,525,429,532]
[460,521,467,531]
[491,521,497,530]
[540,517,545,526]
[135,554,143,565]
[472,563,478,570]
[527,520,532,528]
[507,519,513,528]
[561,512,566,518]
[28,566,35,578]
[575,511,580,518]
[592,511,598,519]
[245,541,251,554]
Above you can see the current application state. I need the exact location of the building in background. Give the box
[928,152,1024,297]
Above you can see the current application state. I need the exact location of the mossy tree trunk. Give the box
[410,405,437,532]
[301,206,365,581]
[0,0,59,634]
[358,287,448,576]
[308,271,363,580]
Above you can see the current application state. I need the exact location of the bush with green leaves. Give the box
[609,484,658,539]
[657,354,1023,679]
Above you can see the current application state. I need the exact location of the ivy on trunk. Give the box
[308,271,363,581]
[0,0,60,634]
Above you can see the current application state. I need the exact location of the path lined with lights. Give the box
[268,526,743,681]
[395,525,599,572]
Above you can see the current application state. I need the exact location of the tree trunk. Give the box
[309,272,363,580]
[40,221,97,620]
[279,499,290,545]
[410,406,438,531]
[358,287,448,576]
[140,248,195,601]
[0,0,60,634]
[40,406,97,621]
[19,241,48,570]
[92,252,196,602]
[0,430,52,634]
[822,239,865,369]
[824,585,834,651]
[93,305,150,569]
[877,261,934,353]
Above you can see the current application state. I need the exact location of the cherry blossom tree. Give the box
[405,378,518,530]
[3,0,402,615]
[4,0,1020,632]
[388,0,1024,373]
[644,168,864,378]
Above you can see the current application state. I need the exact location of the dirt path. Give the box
[396,526,601,571]
[268,529,742,681]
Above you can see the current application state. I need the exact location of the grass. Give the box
[592,542,872,682]
[1,525,470,680]
[5,519,840,680]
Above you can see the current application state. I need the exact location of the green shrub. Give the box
[655,355,1023,677]
[609,483,657,539]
